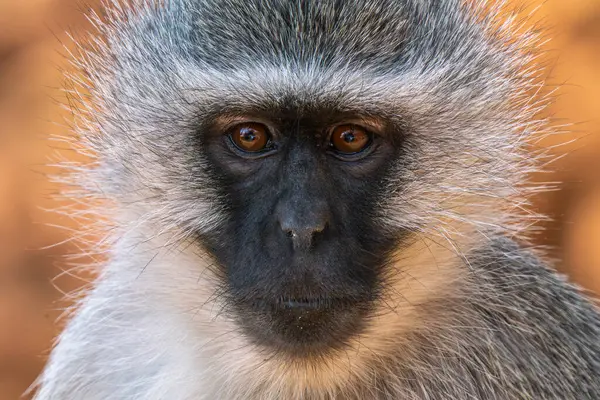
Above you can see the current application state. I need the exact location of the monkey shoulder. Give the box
[387,236,600,399]
[455,236,600,398]
[33,281,203,400]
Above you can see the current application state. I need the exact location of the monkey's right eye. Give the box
[229,123,270,153]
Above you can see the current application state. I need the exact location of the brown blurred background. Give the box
[0,1,599,399]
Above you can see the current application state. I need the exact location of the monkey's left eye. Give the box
[229,123,271,153]
[329,124,372,155]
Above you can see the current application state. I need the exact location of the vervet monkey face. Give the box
[198,105,405,354]
[97,0,520,360]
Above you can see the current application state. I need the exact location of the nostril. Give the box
[314,221,327,234]
[282,223,328,250]
[276,200,331,249]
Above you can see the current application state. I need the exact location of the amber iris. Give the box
[330,125,371,154]
[230,123,269,152]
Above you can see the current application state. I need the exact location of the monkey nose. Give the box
[282,224,326,250]
[278,209,329,250]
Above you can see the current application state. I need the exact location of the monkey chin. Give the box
[235,296,373,357]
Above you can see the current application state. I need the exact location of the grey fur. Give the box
[33,0,600,399]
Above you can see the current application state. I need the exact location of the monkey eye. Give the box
[329,124,372,155]
[229,123,270,153]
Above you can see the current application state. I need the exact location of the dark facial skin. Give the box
[199,103,404,356]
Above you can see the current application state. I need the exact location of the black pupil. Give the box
[342,131,355,142]
[241,129,256,142]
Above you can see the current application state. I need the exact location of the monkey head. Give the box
[80,0,536,364]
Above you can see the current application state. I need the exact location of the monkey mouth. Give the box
[253,296,359,310]
[236,294,371,354]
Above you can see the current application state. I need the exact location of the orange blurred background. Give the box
[0,1,599,399]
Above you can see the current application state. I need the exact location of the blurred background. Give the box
[0,0,599,398]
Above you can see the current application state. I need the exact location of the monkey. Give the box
[32,0,600,399]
